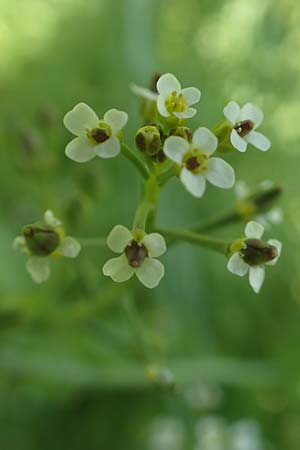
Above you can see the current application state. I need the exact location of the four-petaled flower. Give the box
[156,73,201,119]
[163,127,235,198]
[223,101,271,152]
[64,102,128,162]
[102,225,166,288]
[227,221,282,293]
[13,210,81,283]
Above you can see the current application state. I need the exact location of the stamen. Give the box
[125,241,148,267]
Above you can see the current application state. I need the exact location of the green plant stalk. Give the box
[156,227,229,255]
[121,143,150,180]
[133,175,159,231]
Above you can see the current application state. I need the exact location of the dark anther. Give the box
[234,120,254,137]
[90,128,110,143]
[186,156,200,171]
[125,241,148,267]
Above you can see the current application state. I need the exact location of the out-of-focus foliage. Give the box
[0,0,300,448]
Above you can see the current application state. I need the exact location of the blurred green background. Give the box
[1,0,299,448]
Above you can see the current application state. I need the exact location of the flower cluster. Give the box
[14,72,282,293]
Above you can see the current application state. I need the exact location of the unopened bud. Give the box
[242,239,278,265]
[135,125,162,155]
[170,126,193,142]
[23,225,60,256]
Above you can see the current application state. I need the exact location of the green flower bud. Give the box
[241,239,278,266]
[151,149,167,163]
[23,225,60,256]
[135,125,162,155]
[169,126,193,142]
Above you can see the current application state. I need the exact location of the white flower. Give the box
[63,103,128,163]
[163,127,235,198]
[235,180,283,228]
[13,210,81,283]
[102,225,166,289]
[156,73,201,119]
[227,221,282,293]
[223,101,271,152]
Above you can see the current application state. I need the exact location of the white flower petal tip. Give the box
[180,168,206,198]
[163,136,189,164]
[223,101,241,125]
[245,131,271,151]
[205,157,235,189]
[106,225,132,253]
[192,127,218,154]
[104,109,128,134]
[136,258,165,289]
[142,233,166,257]
[44,210,62,227]
[230,129,247,152]
[65,137,96,163]
[26,256,50,284]
[59,237,81,258]
[13,236,26,251]
[156,73,201,118]
[249,266,265,293]
[227,253,249,277]
[102,254,135,283]
[266,239,282,266]
[130,83,158,101]
[63,102,99,136]
[245,221,264,239]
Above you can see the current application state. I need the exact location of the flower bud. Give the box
[22,225,60,256]
[242,239,278,265]
[135,125,162,155]
[169,126,193,142]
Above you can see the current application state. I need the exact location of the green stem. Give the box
[190,211,240,233]
[156,227,229,255]
[157,163,178,186]
[133,175,159,231]
[78,238,106,247]
[121,143,150,180]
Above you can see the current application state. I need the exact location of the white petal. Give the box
[267,208,283,225]
[156,73,181,96]
[104,109,128,134]
[107,225,132,253]
[26,256,50,283]
[44,210,62,227]
[65,137,96,163]
[223,101,241,125]
[13,236,26,252]
[245,221,264,239]
[135,258,165,288]
[245,131,271,152]
[59,237,81,258]
[240,103,263,128]
[205,157,235,189]
[94,136,120,159]
[173,107,196,119]
[249,266,265,293]
[130,83,158,101]
[142,233,166,257]
[192,127,218,154]
[102,254,134,283]
[266,239,282,266]
[180,168,206,198]
[157,95,169,117]
[63,102,99,136]
[227,253,249,276]
[230,129,247,152]
[181,87,201,106]
[235,180,250,198]
[163,136,189,164]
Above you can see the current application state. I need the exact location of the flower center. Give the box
[125,241,148,267]
[23,226,60,256]
[241,238,277,265]
[87,121,111,145]
[234,120,254,137]
[165,91,187,114]
[184,150,208,174]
